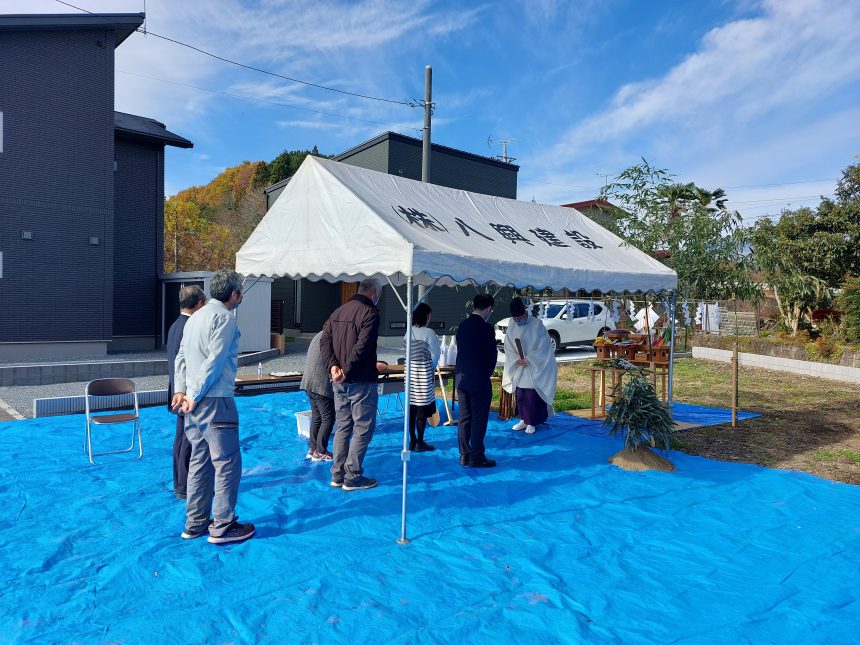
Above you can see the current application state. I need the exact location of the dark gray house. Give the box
[0,13,192,360]
[266,132,519,340]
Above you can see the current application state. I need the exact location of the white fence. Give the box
[692,347,860,384]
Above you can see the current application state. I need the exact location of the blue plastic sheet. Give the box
[1,393,857,643]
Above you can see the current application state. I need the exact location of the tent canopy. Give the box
[236,155,677,293]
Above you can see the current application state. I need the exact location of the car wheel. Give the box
[598,326,611,337]
[549,331,560,354]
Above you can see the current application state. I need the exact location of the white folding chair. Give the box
[84,378,143,464]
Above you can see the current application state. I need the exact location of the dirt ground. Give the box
[555,359,860,486]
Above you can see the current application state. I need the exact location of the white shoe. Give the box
[512,420,526,431]
[525,425,536,434]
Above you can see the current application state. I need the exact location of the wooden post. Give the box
[731,343,738,427]
[732,297,739,427]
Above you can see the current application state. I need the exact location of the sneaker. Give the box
[525,425,536,434]
[330,478,344,488]
[342,476,378,491]
[305,450,315,459]
[181,519,212,540]
[207,521,256,545]
[313,451,333,462]
[414,441,435,452]
[512,420,527,431]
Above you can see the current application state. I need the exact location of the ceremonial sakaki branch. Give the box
[236,155,678,543]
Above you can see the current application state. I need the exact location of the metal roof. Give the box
[0,13,144,47]
[114,112,193,149]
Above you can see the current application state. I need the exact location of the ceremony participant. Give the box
[167,285,206,499]
[406,303,441,452]
[502,297,557,434]
[455,293,498,467]
[173,270,255,545]
[300,324,335,462]
[320,277,384,491]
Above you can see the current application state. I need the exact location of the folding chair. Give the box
[84,378,143,464]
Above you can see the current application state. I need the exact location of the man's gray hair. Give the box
[178,285,206,310]
[358,277,382,294]
[209,270,244,302]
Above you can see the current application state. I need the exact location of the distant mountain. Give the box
[164,147,324,272]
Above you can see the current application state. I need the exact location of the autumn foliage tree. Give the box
[163,148,325,272]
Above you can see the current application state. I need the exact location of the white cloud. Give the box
[522,0,860,206]
[536,0,860,159]
[10,0,483,133]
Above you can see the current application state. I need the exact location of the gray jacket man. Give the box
[173,270,255,545]
[319,277,384,491]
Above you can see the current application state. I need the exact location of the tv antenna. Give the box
[487,135,517,164]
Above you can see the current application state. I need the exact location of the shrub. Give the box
[811,307,842,324]
[805,336,844,363]
[839,276,860,343]
[603,360,675,451]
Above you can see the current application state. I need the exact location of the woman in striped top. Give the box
[406,303,441,452]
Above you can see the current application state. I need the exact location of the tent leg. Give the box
[668,291,678,407]
[398,275,414,545]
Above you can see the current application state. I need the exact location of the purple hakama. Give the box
[515,387,548,426]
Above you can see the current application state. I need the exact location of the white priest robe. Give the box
[502,318,557,417]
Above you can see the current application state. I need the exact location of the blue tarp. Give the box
[1,394,857,643]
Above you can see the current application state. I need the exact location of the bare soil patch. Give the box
[556,359,860,485]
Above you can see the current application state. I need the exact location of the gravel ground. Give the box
[0,339,404,419]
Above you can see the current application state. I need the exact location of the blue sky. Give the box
[11,0,860,221]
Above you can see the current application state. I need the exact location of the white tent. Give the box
[236,155,678,543]
[237,156,676,292]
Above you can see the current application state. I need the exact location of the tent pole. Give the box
[397,275,414,545]
[385,275,408,311]
[668,290,678,407]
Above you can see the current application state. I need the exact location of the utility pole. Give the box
[418,65,432,304]
[421,65,432,183]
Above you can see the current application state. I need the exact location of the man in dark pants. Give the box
[320,277,384,491]
[167,285,206,499]
[455,293,499,467]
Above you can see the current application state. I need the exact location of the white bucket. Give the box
[295,410,312,438]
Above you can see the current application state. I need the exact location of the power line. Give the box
[724,178,836,189]
[522,176,838,193]
[729,193,833,205]
[116,69,394,128]
[55,0,413,106]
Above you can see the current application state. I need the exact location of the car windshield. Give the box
[529,304,566,318]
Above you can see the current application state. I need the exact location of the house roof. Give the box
[264,177,291,195]
[334,131,520,172]
[561,199,616,211]
[0,13,144,47]
[114,112,193,149]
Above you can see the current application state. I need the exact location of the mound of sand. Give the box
[609,446,675,472]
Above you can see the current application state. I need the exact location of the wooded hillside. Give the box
[164,147,323,272]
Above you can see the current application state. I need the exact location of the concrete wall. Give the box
[692,346,860,384]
